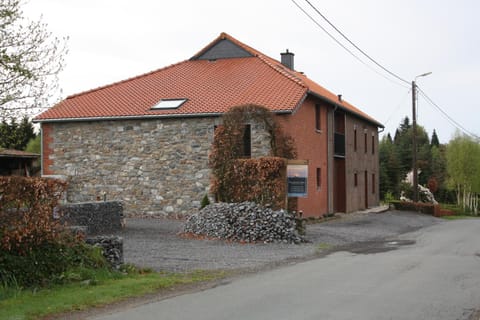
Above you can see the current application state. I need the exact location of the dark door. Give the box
[334,158,346,213]
[364,171,368,209]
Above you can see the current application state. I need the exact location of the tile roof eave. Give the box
[33,110,294,123]
[307,90,384,128]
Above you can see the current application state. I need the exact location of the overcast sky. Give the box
[24,0,479,143]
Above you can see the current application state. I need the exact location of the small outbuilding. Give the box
[0,149,40,176]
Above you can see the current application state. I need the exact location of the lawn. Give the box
[0,269,226,320]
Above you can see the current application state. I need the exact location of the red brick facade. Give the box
[41,123,54,175]
[279,96,329,217]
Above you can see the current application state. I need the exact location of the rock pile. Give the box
[183,202,305,244]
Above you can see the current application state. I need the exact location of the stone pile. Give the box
[183,202,305,244]
[86,236,124,269]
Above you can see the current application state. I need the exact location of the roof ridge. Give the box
[256,54,308,88]
[191,32,308,90]
[191,32,263,60]
[65,60,190,100]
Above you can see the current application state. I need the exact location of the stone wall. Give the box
[45,117,272,218]
[85,236,123,269]
[60,201,124,234]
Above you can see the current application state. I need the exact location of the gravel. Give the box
[114,210,441,273]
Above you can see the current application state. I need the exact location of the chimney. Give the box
[280,49,294,70]
[338,94,342,102]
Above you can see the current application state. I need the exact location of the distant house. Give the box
[34,32,382,217]
[0,149,40,176]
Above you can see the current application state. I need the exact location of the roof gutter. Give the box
[307,90,384,128]
[33,109,293,123]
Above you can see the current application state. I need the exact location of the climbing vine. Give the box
[209,104,296,208]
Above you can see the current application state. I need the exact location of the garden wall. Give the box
[60,201,124,234]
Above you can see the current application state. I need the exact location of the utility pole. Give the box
[412,80,418,202]
[411,72,432,203]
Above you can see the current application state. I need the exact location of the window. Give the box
[354,173,358,187]
[364,131,368,154]
[371,134,375,154]
[315,104,321,131]
[372,173,376,194]
[242,124,251,158]
[151,98,187,110]
[354,127,357,152]
[316,168,321,189]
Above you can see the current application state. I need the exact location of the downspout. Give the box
[40,125,44,176]
[328,104,338,214]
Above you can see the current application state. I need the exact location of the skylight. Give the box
[151,98,187,110]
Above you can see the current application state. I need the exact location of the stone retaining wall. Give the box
[60,201,123,234]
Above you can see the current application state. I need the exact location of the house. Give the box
[0,149,40,176]
[34,32,383,218]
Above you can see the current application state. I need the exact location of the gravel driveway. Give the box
[116,210,441,273]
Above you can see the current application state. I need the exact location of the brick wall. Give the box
[278,96,330,217]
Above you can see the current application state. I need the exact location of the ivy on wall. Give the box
[209,104,297,208]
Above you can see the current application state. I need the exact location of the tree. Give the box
[0,116,36,150]
[1,0,67,118]
[446,132,480,214]
[25,134,40,153]
[391,116,430,183]
[379,134,401,199]
[431,129,440,147]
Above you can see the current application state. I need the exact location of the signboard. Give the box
[287,162,308,197]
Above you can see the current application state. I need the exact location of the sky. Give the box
[23,0,480,143]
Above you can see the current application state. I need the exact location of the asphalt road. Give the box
[93,218,480,320]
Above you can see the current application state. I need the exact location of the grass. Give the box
[315,243,332,252]
[0,269,226,320]
[438,203,479,220]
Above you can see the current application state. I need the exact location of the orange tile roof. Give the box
[35,32,382,127]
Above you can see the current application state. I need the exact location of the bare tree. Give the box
[0,0,67,118]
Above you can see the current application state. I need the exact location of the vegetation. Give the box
[381,117,480,216]
[380,117,451,203]
[210,104,296,208]
[0,117,36,150]
[0,0,67,118]
[0,176,227,319]
[0,268,225,320]
[446,132,480,215]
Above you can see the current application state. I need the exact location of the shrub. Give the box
[0,237,108,287]
[0,176,109,288]
[390,200,433,214]
[0,176,67,255]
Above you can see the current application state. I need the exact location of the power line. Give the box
[418,87,478,139]
[302,0,410,86]
[382,88,412,126]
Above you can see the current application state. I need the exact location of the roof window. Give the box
[151,98,187,110]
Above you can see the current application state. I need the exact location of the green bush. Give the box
[0,235,109,288]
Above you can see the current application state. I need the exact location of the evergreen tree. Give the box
[0,117,36,150]
[379,134,401,198]
[431,129,440,147]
